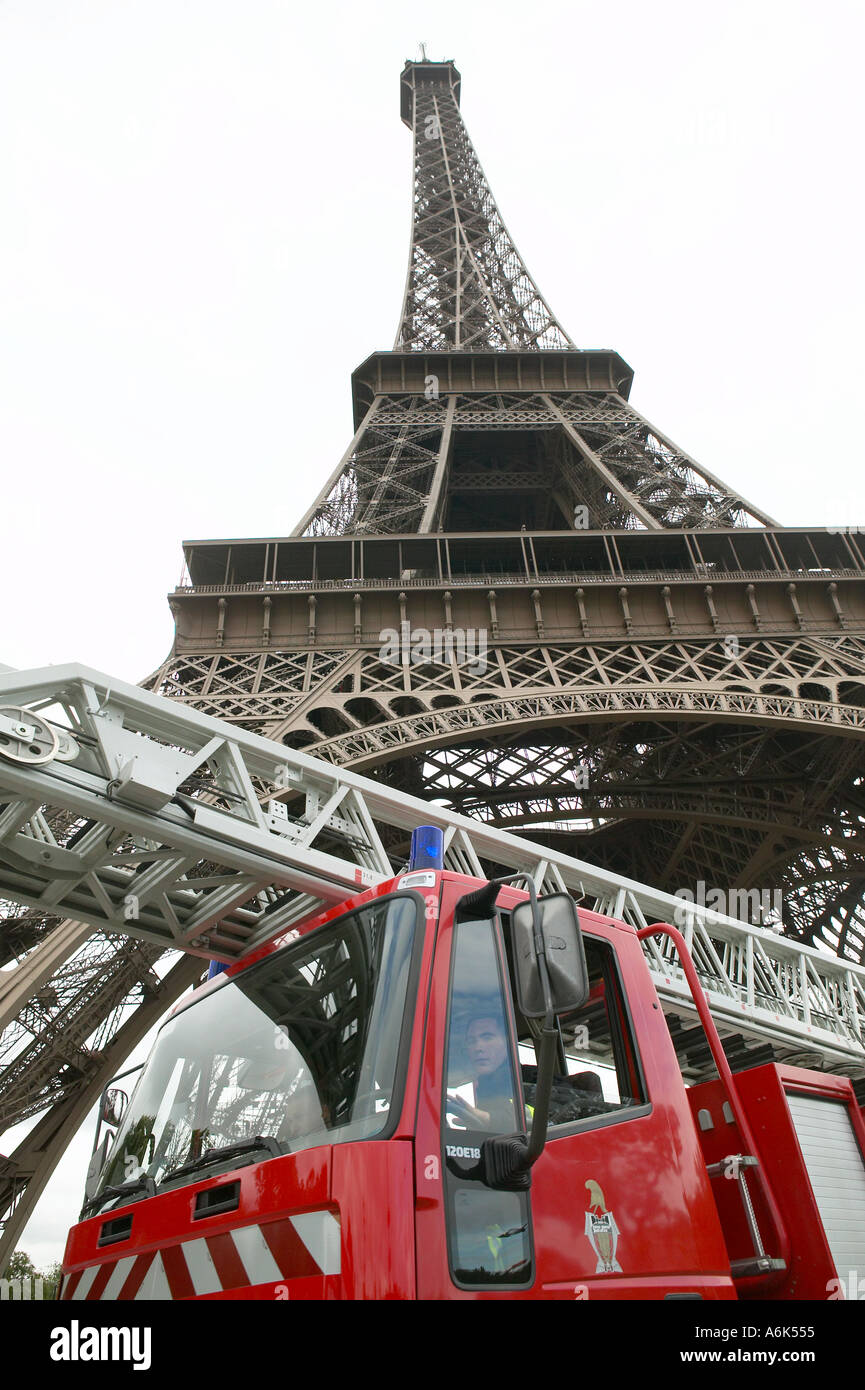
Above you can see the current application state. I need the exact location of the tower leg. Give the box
[0,919,92,1035]
[0,953,202,1268]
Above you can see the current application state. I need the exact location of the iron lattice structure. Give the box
[2,58,864,1258]
[394,62,572,352]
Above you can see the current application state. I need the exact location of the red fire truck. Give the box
[59,832,865,1302]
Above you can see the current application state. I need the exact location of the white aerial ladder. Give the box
[0,661,863,1082]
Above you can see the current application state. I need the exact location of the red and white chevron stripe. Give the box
[60,1211,340,1300]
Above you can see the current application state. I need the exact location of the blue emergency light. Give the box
[207,960,229,979]
[409,825,444,871]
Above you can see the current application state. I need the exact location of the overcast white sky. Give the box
[1,0,864,1267]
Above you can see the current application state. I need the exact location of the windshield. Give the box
[91,894,419,1212]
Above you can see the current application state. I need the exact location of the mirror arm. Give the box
[524,1018,557,1165]
[480,1016,556,1189]
[523,896,556,1162]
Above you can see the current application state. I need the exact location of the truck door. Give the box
[414,879,535,1297]
[507,903,734,1298]
[414,881,734,1299]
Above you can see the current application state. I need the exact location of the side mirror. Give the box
[479,890,589,1191]
[512,892,589,1019]
[100,1087,128,1128]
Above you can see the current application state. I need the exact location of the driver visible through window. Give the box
[441,913,533,1286]
[445,909,523,1137]
[451,1016,516,1131]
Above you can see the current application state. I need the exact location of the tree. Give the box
[1,1249,61,1298]
[1,1249,38,1283]
[42,1262,63,1300]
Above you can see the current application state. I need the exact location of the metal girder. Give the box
[1,663,863,1076]
[0,918,92,1036]
[299,387,778,538]
[0,951,201,1269]
[396,62,572,352]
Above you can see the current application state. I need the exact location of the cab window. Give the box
[508,930,648,1130]
[441,912,533,1288]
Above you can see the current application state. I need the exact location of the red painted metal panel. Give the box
[63,1148,332,1298]
[331,1141,416,1299]
[687,1063,865,1300]
[528,922,734,1299]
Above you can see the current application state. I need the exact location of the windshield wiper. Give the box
[159,1135,282,1186]
[80,1175,157,1220]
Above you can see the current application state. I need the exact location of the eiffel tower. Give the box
[2,57,864,1261]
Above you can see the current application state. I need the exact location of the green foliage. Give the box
[1,1249,62,1298]
[2,1249,38,1281]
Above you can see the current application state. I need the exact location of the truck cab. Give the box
[59,868,865,1300]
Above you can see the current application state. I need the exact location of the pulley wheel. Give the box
[0,706,60,765]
